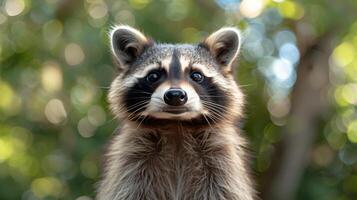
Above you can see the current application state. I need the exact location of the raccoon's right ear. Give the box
[109,25,153,68]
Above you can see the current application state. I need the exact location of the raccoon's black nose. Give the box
[164,89,188,106]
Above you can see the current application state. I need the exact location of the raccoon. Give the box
[97,25,255,200]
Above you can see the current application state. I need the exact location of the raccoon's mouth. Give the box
[162,106,189,114]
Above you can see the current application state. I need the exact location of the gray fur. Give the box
[97,26,256,200]
[124,44,217,77]
[97,125,255,200]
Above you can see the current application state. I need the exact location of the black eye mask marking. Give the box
[190,76,228,123]
[123,68,166,119]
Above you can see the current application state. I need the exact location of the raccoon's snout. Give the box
[164,88,188,106]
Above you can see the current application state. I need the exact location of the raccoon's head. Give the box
[108,25,244,128]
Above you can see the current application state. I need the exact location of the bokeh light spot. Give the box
[64,43,85,66]
[80,157,98,179]
[341,84,357,105]
[325,130,346,150]
[279,43,300,64]
[267,97,291,118]
[41,62,63,92]
[5,0,25,16]
[339,145,357,165]
[347,121,357,143]
[239,0,265,18]
[78,117,96,138]
[278,1,305,20]
[70,78,98,107]
[274,30,297,48]
[272,58,293,81]
[43,19,63,43]
[129,0,151,9]
[88,2,108,19]
[332,42,355,67]
[31,177,63,198]
[0,80,22,116]
[215,0,240,11]
[88,106,106,126]
[114,10,136,25]
[44,99,67,125]
[0,139,14,162]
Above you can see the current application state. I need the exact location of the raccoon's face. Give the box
[108,26,244,127]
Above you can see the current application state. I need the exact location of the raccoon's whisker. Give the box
[202,106,230,121]
[126,102,149,116]
[207,105,240,115]
[204,113,219,125]
[201,101,240,114]
[207,113,225,124]
[201,100,226,107]
[127,110,145,122]
[136,115,147,129]
[205,106,228,116]
[126,102,150,120]
[203,105,228,115]
[202,114,214,130]
[117,102,144,113]
[199,95,226,98]
[120,101,149,113]
[201,101,228,111]
[205,110,224,121]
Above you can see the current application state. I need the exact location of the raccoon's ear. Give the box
[110,25,152,68]
[201,27,241,69]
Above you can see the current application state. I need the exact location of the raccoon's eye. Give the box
[146,71,161,83]
[190,71,204,83]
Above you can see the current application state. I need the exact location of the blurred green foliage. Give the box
[0,0,357,199]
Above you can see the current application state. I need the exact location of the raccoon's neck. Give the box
[97,122,254,200]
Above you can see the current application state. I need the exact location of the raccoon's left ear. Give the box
[109,25,153,68]
[201,27,241,70]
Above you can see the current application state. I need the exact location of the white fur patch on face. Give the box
[191,63,218,77]
[143,82,203,120]
[146,83,170,113]
[161,57,172,71]
[179,57,190,71]
[181,82,202,111]
[132,63,159,78]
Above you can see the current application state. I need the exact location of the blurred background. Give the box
[0,0,357,199]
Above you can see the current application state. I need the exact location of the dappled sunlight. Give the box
[4,0,25,17]
[41,62,63,92]
[44,99,67,125]
[0,0,356,199]
[64,43,85,66]
[31,177,64,198]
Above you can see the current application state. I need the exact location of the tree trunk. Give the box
[265,33,334,200]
